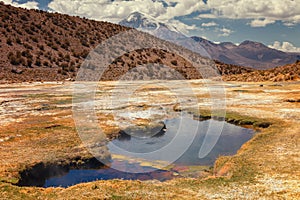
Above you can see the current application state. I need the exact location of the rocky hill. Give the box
[0,2,130,83]
[0,3,255,83]
[1,3,298,83]
[223,60,300,82]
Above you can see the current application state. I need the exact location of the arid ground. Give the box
[0,80,299,199]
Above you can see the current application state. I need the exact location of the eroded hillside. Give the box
[223,60,300,82]
[0,3,256,83]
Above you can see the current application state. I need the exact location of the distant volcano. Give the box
[120,12,300,69]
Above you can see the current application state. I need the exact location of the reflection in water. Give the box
[152,124,167,138]
[110,119,254,164]
[44,162,175,188]
[44,119,254,188]
[117,123,167,141]
[117,130,132,141]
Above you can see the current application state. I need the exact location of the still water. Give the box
[44,118,254,187]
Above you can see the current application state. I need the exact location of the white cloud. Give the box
[45,0,300,36]
[201,21,218,27]
[249,18,276,27]
[269,41,300,53]
[3,0,39,9]
[191,0,300,27]
[169,19,196,34]
[48,0,166,23]
[218,27,233,37]
[47,0,204,34]
[201,0,300,27]
[45,0,300,37]
[46,0,300,35]
[157,0,206,21]
[283,22,297,27]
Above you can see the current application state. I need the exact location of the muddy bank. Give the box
[191,113,272,129]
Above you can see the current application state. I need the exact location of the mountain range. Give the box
[0,3,254,83]
[120,12,300,69]
[0,2,299,83]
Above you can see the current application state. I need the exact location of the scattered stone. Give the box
[256,122,271,128]
[11,68,23,74]
[285,99,300,103]
[45,124,61,129]
[193,115,211,121]
[239,120,254,125]
[91,185,99,190]
[173,103,182,112]
[0,100,9,105]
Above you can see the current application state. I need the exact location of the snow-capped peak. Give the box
[120,11,160,31]
[119,11,181,34]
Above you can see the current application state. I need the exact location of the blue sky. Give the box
[5,0,300,52]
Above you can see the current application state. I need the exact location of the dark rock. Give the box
[239,120,254,125]
[286,99,300,103]
[11,67,23,74]
[122,121,166,139]
[257,122,271,128]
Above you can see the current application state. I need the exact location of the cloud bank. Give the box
[47,0,300,28]
[48,0,166,23]
[269,41,300,53]
[201,21,218,27]
[204,0,300,27]
[3,0,39,9]
[5,0,300,42]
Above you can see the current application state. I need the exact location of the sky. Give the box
[4,0,300,52]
